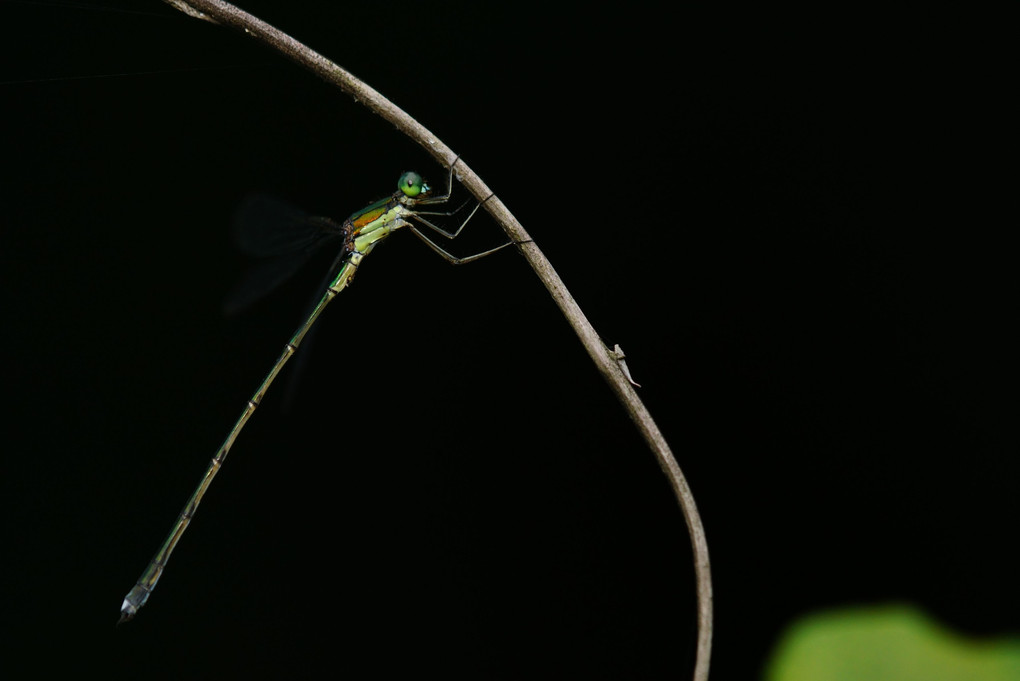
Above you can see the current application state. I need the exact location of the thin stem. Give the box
[161,2,712,679]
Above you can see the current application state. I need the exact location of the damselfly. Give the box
[119,164,512,622]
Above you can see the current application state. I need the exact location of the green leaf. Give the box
[765,604,1020,681]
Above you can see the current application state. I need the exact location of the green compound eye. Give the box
[398,171,427,197]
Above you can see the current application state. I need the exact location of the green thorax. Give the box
[347,192,409,255]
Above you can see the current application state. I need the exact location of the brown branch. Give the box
[162,2,713,678]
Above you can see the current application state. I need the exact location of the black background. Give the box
[1,2,1013,679]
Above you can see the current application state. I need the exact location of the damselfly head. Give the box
[398,171,429,198]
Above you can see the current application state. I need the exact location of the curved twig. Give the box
[161,2,713,678]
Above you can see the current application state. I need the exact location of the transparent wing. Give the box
[224,194,346,316]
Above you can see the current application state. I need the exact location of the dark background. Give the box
[1,1,1013,678]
